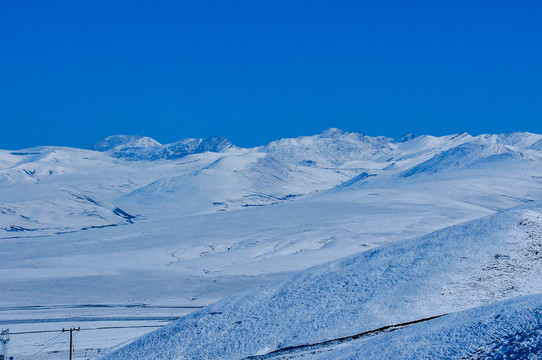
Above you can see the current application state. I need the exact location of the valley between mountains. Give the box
[2,129,542,358]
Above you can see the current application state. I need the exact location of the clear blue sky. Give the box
[1,1,542,149]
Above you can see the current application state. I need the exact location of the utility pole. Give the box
[0,329,9,360]
[63,327,80,360]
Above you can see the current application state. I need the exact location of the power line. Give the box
[6,324,164,359]
[9,329,61,335]
[81,325,164,331]
[9,324,164,335]
[17,332,65,359]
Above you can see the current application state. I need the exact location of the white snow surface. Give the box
[305,294,542,359]
[2,129,542,234]
[3,129,542,357]
[103,201,542,359]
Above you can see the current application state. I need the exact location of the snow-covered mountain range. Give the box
[2,129,542,358]
[2,129,542,234]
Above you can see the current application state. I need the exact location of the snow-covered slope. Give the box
[400,141,531,178]
[104,201,542,359]
[306,294,542,359]
[2,130,542,233]
[3,129,542,357]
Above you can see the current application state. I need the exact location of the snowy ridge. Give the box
[2,129,542,235]
[92,135,161,152]
[261,128,395,166]
[3,129,542,357]
[400,141,528,177]
[3,129,541,233]
[93,135,234,160]
[104,201,542,359]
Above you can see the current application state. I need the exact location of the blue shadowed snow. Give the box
[307,294,542,359]
[103,201,542,359]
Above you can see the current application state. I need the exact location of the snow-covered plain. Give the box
[2,129,542,358]
[102,201,542,359]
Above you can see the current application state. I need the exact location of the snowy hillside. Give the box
[305,294,542,359]
[104,201,542,359]
[2,129,542,358]
[2,129,542,234]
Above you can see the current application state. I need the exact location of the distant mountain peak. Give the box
[197,136,234,152]
[92,135,161,152]
[92,135,235,161]
[452,131,471,139]
[395,133,416,143]
[319,128,349,137]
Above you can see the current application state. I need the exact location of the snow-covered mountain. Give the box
[2,129,542,234]
[92,134,234,160]
[261,128,394,166]
[103,201,542,359]
[92,135,162,152]
[3,129,542,358]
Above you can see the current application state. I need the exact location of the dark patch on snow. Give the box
[113,207,136,223]
[71,193,100,205]
[85,196,98,205]
[276,194,299,201]
[335,172,376,190]
[298,160,316,167]
[394,133,416,143]
[4,225,37,232]
[55,230,79,235]
[10,152,40,155]
[239,193,301,207]
[81,224,119,231]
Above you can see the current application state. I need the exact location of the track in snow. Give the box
[245,313,447,359]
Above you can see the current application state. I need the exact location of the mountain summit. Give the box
[92,135,161,151]
[92,135,234,160]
